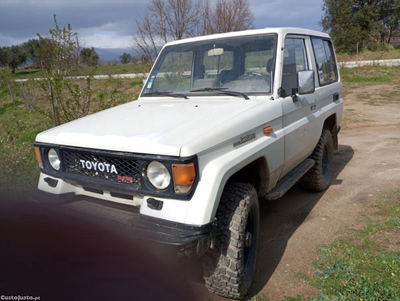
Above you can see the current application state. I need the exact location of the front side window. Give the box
[281,38,308,97]
[311,38,338,86]
[142,34,277,98]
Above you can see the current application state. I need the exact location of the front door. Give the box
[279,35,319,178]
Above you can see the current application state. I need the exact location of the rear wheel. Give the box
[300,129,334,192]
[202,183,259,299]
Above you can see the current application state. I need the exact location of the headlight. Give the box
[146,161,171,190]
[48,148,61,171]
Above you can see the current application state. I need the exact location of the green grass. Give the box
[340,67,394,83]
[287,191,400,301]
[0,74,143,198]
[11,63,153,79]
[337,48,400,62]
[11,69,42,79]
[0,103,52,198]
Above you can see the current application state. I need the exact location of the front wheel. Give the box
[300,129,334,192]
[202,183,259,299]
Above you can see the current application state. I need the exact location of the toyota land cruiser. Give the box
[31,27,343,299]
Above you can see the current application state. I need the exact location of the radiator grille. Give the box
[63,150,141,186]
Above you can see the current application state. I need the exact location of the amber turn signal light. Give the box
[34,147,43,169]
[172,163,195,185]
[34,147,42,163]
[263,126,273,134]
[172,163,196,194]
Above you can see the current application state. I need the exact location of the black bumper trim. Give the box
[28,189,216,259]
[28,189,75,205]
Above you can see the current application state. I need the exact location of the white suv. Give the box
[32,27,343,299]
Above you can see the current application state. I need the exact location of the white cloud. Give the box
[76,22,133,48]
[82,33,132,49]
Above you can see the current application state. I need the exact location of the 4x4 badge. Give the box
[233,133,256,147]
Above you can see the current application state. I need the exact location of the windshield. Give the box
[142,34,277,98]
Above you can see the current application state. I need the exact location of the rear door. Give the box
[311,37,341,124]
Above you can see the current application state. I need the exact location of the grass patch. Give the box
[343,74,392,83]
[0,105,52,198]
[339,65,400,83]
[0,75,142,199]
[287,190,400,301]
[337,49,400,62]
[12,69,42,79]
[11,63,153,79]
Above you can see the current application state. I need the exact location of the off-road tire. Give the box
[202,183,259,299]
[300,129,334,192]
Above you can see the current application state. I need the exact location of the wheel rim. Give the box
[243,210,255,273]
[322,143,330,182]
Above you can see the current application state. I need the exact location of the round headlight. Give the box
[146,161,171,190]
[48,148,61,171]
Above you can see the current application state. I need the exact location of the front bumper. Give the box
[29,189,216,259]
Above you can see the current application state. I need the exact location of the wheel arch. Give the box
[227,157,270,198]
[322,113,338,150]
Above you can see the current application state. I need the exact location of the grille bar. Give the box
[62,149,141,186]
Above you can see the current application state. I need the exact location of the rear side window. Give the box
[311,38,338,86]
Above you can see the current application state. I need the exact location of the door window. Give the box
[311,38,338,86]
[281,38,308,97]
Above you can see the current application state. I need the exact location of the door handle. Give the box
[333,93,339,101]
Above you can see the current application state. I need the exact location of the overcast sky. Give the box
[0,0,324,49]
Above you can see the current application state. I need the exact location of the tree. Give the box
[36,14,77,126]
[0,45,27,74]
[133,0,254,63]
[80,47,99,66]
[321,0,400,53]
[119,52,132,64]
[35,15,123,126]
[375,0,400,44]
[0,47,6,67]
[210,0,254,34]
[134,0,201,63]
[22,39,42,68]
[321,0,363,53]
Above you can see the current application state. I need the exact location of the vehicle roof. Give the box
[166,27,330,46]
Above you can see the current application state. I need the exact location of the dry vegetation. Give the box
[0,76,143,198]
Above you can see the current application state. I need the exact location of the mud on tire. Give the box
[300,129,334,192]
[202,183,259,299]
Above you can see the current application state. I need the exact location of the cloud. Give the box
[251,0,324,31]
[76,22,134,48]
[0,0,325,49]
[0,0,147,48]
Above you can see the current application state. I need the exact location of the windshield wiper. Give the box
[143,91,188,99]
[189,87,249,100]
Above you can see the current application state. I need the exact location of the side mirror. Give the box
[142,79,147,86]
[298,70,315,95]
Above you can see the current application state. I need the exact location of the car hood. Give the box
[36,98,263,156]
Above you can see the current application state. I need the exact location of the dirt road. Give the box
[193,82,400,300]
